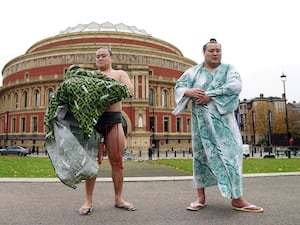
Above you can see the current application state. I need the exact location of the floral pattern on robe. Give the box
[173,63,243,199]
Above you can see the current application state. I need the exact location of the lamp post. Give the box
[280,73,290,158]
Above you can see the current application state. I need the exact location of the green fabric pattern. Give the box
[44,65,131,141]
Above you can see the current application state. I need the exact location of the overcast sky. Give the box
[1,0,299,102]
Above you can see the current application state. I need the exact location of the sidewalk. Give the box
[1,158,300,225]
[1,175,299,225]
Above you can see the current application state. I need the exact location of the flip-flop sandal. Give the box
[115,204,137,211]
[186,202,206,211]
[232,204,264,213]
[78,207,93,215]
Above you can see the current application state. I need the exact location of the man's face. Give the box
[96,48,112,68]
[204,43,222,68]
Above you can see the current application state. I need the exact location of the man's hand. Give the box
[184,88,205,98]
[184,88,211,105]
[196,94,211,105]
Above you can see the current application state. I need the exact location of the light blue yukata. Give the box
[173,63,243,199]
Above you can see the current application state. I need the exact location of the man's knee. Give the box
[110,161,124,170]
[108,155,124,170]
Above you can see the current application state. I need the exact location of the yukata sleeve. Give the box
[206,65,242,115]
[172,68,193,115]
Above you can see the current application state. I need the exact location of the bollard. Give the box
[148,148,152,160]
[287,150,291,158]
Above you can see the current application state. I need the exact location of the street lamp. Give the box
[280,73,290,158]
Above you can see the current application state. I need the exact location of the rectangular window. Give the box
[187,118,191,133]
[150,116,155,132]
[12,118,16,133]
[164,117,169,132]
[176,117,181,132]
[32,117,38,132]
[21,117,26,132]
[149,90,154,106]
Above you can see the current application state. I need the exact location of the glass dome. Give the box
[59,21,151,36]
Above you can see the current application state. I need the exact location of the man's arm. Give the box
[119,70,134,96]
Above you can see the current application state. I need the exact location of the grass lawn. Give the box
[0,156,56,178]
[0,156,299,178]
[155,158,300,174]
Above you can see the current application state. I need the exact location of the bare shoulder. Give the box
[113,69,131,83]
[108,69,126,81]
[116,69,128,77]
[112,69,133,95]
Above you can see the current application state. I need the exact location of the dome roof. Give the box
[59,21,151,36]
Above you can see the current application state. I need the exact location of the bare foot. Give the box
[232,197,263,212]
[231,197,250,208]
[114,201,137,211]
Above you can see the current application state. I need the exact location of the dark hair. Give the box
[98,46,113,56]
[202,38,221,52]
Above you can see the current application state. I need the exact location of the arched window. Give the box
[149,89,154,106]
[23,91,28,108]
[48,88,54,103]
[162,89,168,107]
[35,90,40,107]
[7,94,11,109]
[15,93,18,108]
[138,115,143,128]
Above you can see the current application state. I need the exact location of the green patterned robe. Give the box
[173,63,243,199]
[45,65,132,141]
[44,65,132,188]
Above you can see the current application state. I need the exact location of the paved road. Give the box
[1,170,299,225]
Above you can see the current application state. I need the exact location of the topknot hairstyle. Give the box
[202,38,221,52]
[98,46,113,56]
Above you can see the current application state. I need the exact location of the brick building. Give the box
[0,22,196,154]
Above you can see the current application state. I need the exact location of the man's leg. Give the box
[78,177,96,214]
[79,141,103,214]
[186,188,206,211]
[105,123,136,210]
[231,196,264,212]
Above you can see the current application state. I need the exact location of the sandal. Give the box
[78,207,93,215]
[115,203,137,211]
[186,202,206,211]
[232,204,264,213]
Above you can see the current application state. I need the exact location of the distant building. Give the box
[0,22,196,153]
[238,94,300,146]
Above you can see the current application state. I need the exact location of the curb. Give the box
[0,172,299,183]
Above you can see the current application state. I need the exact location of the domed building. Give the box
[0,22,196,154]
